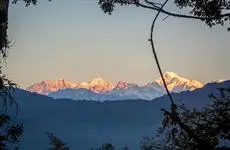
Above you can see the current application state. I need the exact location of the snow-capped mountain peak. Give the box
[164,72,179,79]
[155,72,203,92]
[87,77,114,93]
[27,78,74,95]
[89,77,110,86]
[215,79,224,83]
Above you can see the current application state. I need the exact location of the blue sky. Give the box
[5,0,230,88]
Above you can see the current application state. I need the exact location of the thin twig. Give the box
[162,15,169,21]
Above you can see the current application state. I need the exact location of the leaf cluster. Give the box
[0,114,23,150]
[175,0,230,28]
[12,0,52,7]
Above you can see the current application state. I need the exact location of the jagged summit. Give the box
[164,72,179,78]
[27,78,75,95]
[155,72,203,92]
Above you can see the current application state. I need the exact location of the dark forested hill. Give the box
[7,80,230,150]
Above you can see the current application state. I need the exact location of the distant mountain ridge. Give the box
[26,72,209,100]
[13,80,230,150]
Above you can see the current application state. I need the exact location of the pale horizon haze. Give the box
[5,0,230,88]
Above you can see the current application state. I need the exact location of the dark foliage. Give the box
[92,143,115,150]
[0,2,24,149]
[0,49,23,150]
[0,114,23,150]
[98,0,230,30]
[47,132,70,150]
[0,67,24,150]
[0,0,10,59]
[12,0,52,6]
[175,0,230,29]
[141,88,230,150]
[101,143,114,150]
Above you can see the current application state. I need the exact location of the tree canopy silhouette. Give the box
[0,1,25,150]
[141,88,230,150]
[1,0,230,149]
[98,0,230,30]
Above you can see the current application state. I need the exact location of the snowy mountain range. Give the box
[27,72,209,100]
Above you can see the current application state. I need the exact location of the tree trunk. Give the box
[0,0,10,54]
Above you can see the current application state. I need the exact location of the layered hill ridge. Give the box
[13,80,230,150]
[27,72,207,100]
